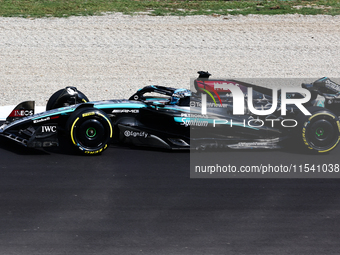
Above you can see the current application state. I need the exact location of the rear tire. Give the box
[46,87,89,111]
[67,108,113,155]
[295,107,340,153]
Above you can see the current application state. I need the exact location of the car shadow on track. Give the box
[0,135,333,156]
[0,136,49,155]
[0,135,83,156]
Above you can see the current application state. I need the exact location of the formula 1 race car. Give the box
[190,72,340,153]
[0,85,191,155]
[0,72,340,155]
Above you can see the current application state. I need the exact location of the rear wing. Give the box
[302,77,340,95]
[6,101,35,123]
[194,71,274,97]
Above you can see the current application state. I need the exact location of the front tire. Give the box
[296,107,340,153]
[67,108,113,155]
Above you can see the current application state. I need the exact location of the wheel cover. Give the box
[75,118,106,149]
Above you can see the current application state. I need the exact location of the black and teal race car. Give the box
[1,72,340,155]
[0,85,191,154]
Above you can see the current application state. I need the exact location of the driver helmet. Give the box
[169,89,191,105]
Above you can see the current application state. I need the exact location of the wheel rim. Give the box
[315,127,324,137]
[76,119,106,149]
[307,118,337,149]
[86,127,97,138]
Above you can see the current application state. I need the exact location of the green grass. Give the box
[0,0,339,17]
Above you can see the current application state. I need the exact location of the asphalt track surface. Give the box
[1,136,340,255]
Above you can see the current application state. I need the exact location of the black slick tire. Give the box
[46,88,89,111]
[67,108,113,155]
[295,106,340,153]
